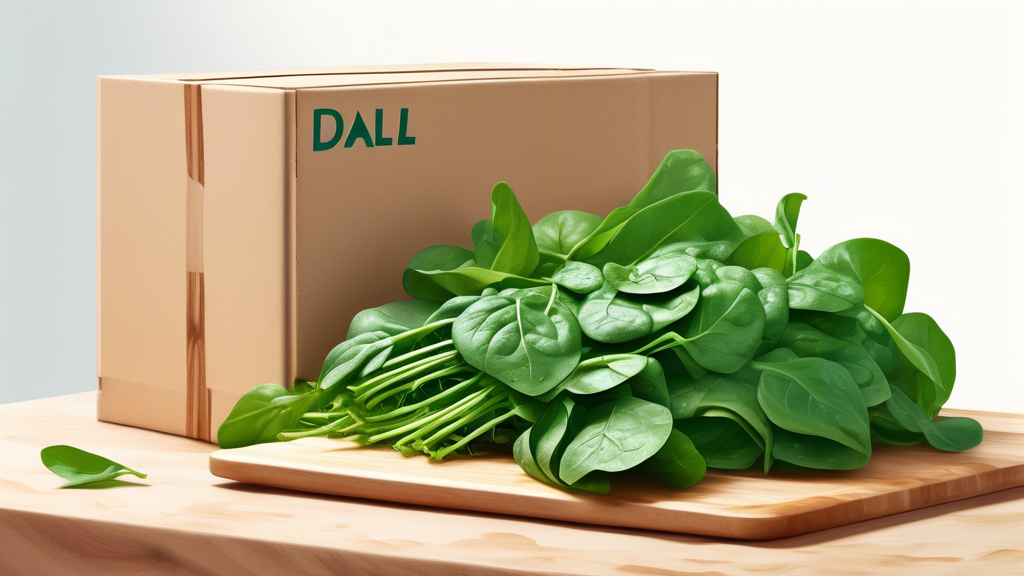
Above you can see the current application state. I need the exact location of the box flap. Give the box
[202,68,674,90]
[101,63,650,83]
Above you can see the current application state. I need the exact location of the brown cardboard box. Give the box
[97,63,718,442]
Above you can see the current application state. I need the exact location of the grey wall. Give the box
[1,1,1022,411]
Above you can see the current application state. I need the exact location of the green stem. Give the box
[363,363,472,409]
[349,350,458,395]
[544,283,558,315]
[417,392,509,451]
[361,372,484,422]
[382,339,454,370]
[630,332,686,355]
[391,318,456,346]
[369,386,496,444]
[277,414,355,441]
[434,408,517,459]
[347,409,429,435]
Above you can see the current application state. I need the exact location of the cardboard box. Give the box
[97,63,718,442]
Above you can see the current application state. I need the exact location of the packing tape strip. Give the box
[184,84,210,441]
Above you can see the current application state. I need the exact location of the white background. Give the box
[1,1,1021,411]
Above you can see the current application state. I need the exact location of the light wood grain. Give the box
[209,411,1024,539]
[2,392,1022,575]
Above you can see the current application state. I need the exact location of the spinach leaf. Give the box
[452,291,582,396]
[771,427,871,470]
[347,300,441,339]
[777,323,891,407]
[602,245,698,295]
[559,354,648,395]
[715,265,763,295]
[812,239,910,322]
[879,386,982,451]
[534,398,609,492]
[402,244,477,301]
[755,357,872,455]
[625,357,671,409]
[508,389,546,422]
[513,400,610,493]
[680,281,766,373]
[559,397,674,484]
[319,331,395,390]
[470,219,503,269]
[787,266,864,312]
[772,193,807,276]
[533,210,602,260]
[487,182,539,277]
[40,446,147,487]
[639,428,706,489]
[869,308,953,416]
[675,412,764,470]
[217,384,319,449]
[665,371,773,471]
[551,261,604,294]
[579,282,700,344]
[570,150,718,260]
[424,294,484,325]
[582,191,741,267]
[734,214,773,236]
[405,265,545,301]
[752,267,789,347]
[726,230,787,272]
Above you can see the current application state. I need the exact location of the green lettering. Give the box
[313,109,344,151]
[374,109,393,146]
[398,108,416,146]
[344,111,374,148]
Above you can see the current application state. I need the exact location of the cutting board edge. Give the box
[209,448,1024,540]
[210,450,784,539]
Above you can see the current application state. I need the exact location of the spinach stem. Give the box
[349,350,458,394]
[382,339,454,369]
[544,283,558,315]
[417,392,509,450]
[369,386,496,444]
[277,414,355,441]
[391,318,456,346]
[361,372,483,422]
[363,363,473,409]
[434,407,517,459]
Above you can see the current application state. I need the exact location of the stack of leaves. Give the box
[218,150,982,493]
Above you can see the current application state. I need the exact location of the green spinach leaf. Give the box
[583,191,741,267]
[812,239,910,322]
[869,309,953,416]
[771,427,871,470]
[755,357,872,455]
[551,261,604,294]
[453,291,582,396]
[40,446,147,487]
[676,412,764,470]
[559,397,673,484]
[639,428,706,489]
[602,245,698,295]
[570,150,718,260]
[680,281,766,373]
[579,282,700,344]
[488,182,539,276]
[533,210,602,260]
[347,300,441,339]
[217,384,320,449]
[879,386,982,451]
[777,323,891,407]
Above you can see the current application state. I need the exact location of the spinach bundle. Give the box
[219,150,982,493]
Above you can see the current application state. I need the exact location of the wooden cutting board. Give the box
[209,408,1024,540]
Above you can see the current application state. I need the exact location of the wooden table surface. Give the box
[1,393,1022,575]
